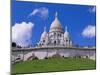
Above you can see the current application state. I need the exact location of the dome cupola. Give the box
[49,12,63,33]
[64,26,69,38]
[40,27,48,40]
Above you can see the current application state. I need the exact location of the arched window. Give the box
[59,34,61,37]
[58,34,59,36]
[58,39,60,43]
[66,40,68,42]
[54,41,56,45]
[54,33,56,35]
[43,40,45,42]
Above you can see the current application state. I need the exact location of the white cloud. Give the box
[88,6,96,13]
[29,7,49,20]
[12,22,34,47]
[82,25,96,38]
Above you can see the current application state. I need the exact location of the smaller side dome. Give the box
[40,27,48,40]
[64,26,69,38]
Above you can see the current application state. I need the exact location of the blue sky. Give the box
[12,1,96,47]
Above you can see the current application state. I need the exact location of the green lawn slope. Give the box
[11,58,96,74]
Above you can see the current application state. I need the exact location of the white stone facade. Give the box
[38,12,72,47]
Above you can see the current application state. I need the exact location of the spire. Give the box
[55,11,58,20]
[65,26,67,31]
[64,26,69,38]
[64,26,69,39]
[55,11,58,18]
[44,26,46,31]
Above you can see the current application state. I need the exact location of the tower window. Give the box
[58,34,61,37]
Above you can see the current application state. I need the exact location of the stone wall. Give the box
[11,47,96,61]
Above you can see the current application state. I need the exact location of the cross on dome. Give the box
[65,26,68,31]
[44,26,46,31]
[55,11,58,17]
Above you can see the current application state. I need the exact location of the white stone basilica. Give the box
[38,12,72,47]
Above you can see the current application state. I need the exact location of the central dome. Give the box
[49,12,63,33]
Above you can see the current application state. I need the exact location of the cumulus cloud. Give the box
[29,7,49,20]
[12,22,34,47]
[88,6,96,13]
[82,25,96,38]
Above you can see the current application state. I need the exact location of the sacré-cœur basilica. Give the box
[12,12,96,63]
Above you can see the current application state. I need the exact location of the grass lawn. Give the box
[11,58,96,74]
